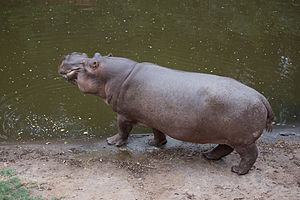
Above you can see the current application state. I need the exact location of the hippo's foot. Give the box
[231,143,258,175]
[149,128,167,147]
[231,165,249,175]
[147,138,167,147]
[202,144,233,160]
[107,134,127,147]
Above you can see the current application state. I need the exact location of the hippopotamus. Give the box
[58,52,274,175]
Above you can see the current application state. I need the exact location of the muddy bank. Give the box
[1,128,300,200]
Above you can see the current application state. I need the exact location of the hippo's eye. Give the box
[91,61,98,70]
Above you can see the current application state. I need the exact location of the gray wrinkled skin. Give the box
[59,52,274,175]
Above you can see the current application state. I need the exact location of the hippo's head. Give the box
[59,52,104,95]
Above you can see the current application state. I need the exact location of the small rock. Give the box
[280,132,296,136]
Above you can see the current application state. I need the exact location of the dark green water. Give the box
[0,0,299,142]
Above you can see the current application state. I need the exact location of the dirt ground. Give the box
[1,130,300,200]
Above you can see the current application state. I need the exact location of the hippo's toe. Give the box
[107,134,127,147]
[231,165,249,175]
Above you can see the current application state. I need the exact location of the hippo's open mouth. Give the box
[60,68,81,85]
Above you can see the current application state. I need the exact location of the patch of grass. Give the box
[0,169,43,200]
[0,169,16,177]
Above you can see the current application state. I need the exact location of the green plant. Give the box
[0,169,43,200]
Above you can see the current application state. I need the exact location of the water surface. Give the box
[0,0,299,141]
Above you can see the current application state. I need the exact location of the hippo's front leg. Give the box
[107,114,133,147]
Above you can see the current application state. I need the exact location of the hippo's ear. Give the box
[94,53,102,59]
[107,53,113,57]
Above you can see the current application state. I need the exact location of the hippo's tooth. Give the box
[62,74,68,79]
[66,70,77,78]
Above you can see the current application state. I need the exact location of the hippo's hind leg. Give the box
[148,128,167,147]
[231,143,258,175]
[107,114,133,147]
[203,144,233,160]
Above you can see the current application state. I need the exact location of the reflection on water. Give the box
[0,0,299,141]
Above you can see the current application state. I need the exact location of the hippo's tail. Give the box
[259,94,274,132]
